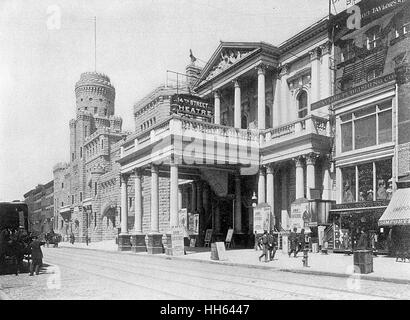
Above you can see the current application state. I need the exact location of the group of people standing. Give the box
[255,227,308,262]
[255,230,277,263]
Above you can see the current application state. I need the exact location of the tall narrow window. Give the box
[94,182,98,196]
[297,91,308,118]
[80,192,83,202]
[80,147,83,158]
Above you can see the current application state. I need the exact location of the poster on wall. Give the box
[253,203,271,234]
[188,213,199,235]
[179,209,188,237]
[290,200,316,233]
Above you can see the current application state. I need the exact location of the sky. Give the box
[0,0,329,201]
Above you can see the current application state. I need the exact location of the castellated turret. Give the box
[75,72,116,117]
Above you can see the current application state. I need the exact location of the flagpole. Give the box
[94,16,97,72]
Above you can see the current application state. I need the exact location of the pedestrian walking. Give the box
[29,235,45,276]
[70,232,75,245]
[254,231,262,251]
[288,227,299,257]
[268,230,277,261]
[356,229,368,250]
[258,230,269,262]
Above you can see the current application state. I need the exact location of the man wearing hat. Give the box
[29,235,45,276]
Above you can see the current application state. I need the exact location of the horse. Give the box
[0,230,31,275]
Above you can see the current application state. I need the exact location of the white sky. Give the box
[0,0,329,201]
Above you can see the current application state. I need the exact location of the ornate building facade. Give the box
[53,72,128,242]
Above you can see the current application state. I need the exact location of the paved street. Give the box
[1,247,410,300]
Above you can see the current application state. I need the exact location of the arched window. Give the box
[297,91,308,118]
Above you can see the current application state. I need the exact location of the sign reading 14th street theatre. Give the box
[170,94,213,119]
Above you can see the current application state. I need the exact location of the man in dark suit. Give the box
[268,230,277,261]
[29,235,45,276]
[288,227,299,257]
[258,230,269,262]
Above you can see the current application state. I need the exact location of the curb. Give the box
[52,245,410,286]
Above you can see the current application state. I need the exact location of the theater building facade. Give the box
[117,18,336,251]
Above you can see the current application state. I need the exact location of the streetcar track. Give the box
[46,253,262,300]
[43,257,185,300]
[46,249,391,300]
[46,249,400,300]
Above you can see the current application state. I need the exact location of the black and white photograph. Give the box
[1,0,410,306]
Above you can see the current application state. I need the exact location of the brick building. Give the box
[53,72,128,242]
[313,0,410,253]
[24,180,54,235]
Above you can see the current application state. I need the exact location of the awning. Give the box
[379,188,410,226]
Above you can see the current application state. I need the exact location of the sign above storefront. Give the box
[170,94,213,119]
[311,72,396,110]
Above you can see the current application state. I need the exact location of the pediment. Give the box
[196,42,271,86]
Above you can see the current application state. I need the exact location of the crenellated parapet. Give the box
[53,162,68,173]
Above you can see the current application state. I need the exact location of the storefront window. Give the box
[355,114,376,149]
[358,163,373,201]
[339,100,392,152]
[342,167,356,202]
[376,159,392,200]
[341,122,353,152]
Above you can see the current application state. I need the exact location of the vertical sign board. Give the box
[171,226,185,256]
[215,242,227,261]
[179,208,188,237]
[253,204,271,234]
[225,228,234,243]
[281,209,290,231]
[18,211,25,229]
[204,229,213,243]
[290,200,317,233]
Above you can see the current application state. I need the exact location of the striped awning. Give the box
[379,188,410,226]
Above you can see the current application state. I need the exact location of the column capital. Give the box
[279,63,290,76]
[309,47,321,61]
[320,41,332,55]
[133,168,143,177]
[266,163,278,175]
[293,155,305,168]
[213,90,221,98]
[259,166,266,175]
[233,79,241,88]
[306,153,320,166]
[256,64,267,75]
[150,163,158,173]
[120,173,130,183]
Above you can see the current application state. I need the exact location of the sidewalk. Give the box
[56,241,410,285]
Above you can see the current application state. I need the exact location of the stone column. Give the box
[131,168,146,252]
[214,91,221,125]
[272,71,281,127]
[320,42,332,98]
[234,173,242,233]
[169,161,179,228]
[134,169,142,233]
[266,164,275,219]
[150,164,159,233]
[306,153,318,200]
[257,65,266,130]
[280,64,290,123]
[322,156,332,200]
[336,167,343,204]
[120,174,129,235]
[294,156,305,199]
[309,47,321,106]
[191,181,197,212]
[258,167,266,204]
[118,173,131,251]
[234,79,241,128]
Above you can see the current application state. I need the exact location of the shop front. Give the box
[329,200,390,253]
[379,178,410,255]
